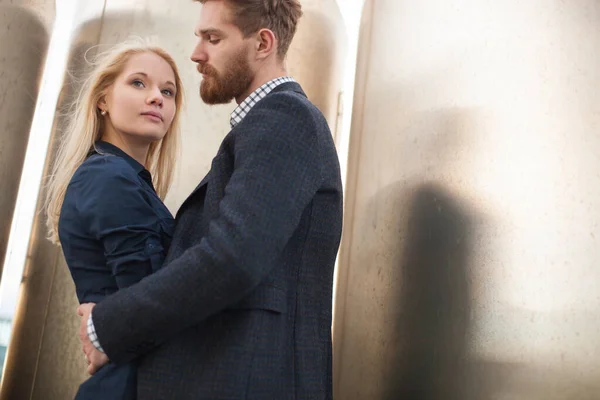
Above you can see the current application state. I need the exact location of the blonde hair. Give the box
[45,39,184,245]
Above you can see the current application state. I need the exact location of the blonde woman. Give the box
[45,40,184,399]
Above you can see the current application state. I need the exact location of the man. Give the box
[77,0,343,398]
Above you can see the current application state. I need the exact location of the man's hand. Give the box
[77,303,109,375]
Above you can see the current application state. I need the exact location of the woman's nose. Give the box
[147,89,164,106]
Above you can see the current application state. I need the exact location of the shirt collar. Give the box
[230,76,296,129]
[92,141,154,188]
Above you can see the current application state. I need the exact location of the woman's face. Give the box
[100,51,178,143]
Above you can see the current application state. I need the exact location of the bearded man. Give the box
[77,1,343,399]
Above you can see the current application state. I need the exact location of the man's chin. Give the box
[200,89,234,105]
[201,96,234,105]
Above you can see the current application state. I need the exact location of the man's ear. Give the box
[255,28,278,59]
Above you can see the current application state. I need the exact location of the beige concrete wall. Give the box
[0,1,346,399]
[333,0,600,399]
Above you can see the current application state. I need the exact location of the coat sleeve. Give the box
[91,94,323,364]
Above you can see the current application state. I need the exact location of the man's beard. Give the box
[198,48,254,105]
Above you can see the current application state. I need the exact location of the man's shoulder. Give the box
[246,87,328,132]
[261,86,318,114]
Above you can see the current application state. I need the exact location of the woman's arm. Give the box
[75,156,170,289]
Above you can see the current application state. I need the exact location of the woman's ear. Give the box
[97,96,107,113]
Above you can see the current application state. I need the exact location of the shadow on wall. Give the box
[382,183,473,400]
[370,109,600,400]
[331,105,488,400]
[380,157,600,400]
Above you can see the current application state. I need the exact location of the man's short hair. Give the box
[195,0,303,57]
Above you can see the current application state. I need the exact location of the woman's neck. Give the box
[100,133,149,167]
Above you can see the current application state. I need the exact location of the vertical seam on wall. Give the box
[28,249,60,400]
[94,0,108,45]
[333,0,376,396]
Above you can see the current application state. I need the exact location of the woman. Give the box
[45,39,184,399]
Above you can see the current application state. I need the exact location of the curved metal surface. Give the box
[334,0,600,399]
[0,2,51,290]
[287,0,347,141]
[0,1,52,397]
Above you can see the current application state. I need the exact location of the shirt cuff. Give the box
[87,313,105,353]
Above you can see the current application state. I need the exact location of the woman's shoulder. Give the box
[71,152,140,187]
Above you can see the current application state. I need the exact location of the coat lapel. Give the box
[192,173,210,196]
[174,82,305,220]
[176,174,209,219]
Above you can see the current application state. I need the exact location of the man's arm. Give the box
[91,95,323,365]
[78,304,108,374]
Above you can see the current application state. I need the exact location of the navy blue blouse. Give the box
[59,140,174,304]
[59,141,174,399]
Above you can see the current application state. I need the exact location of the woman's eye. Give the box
[162,89,174,97]
[132,79,145,88]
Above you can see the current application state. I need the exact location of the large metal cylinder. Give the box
[333,1,600,399]
[0,1,52,289]
[0,0,53,396]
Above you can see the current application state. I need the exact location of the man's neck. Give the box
[235,64,288,105]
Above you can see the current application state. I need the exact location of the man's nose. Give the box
[190,41,208,63]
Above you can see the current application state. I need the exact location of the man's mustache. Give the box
[197,64,217,77]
